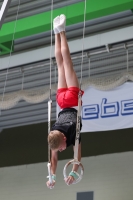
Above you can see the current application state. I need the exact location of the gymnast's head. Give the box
[48,130,67,152]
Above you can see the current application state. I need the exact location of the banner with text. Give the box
[82,82,133,132]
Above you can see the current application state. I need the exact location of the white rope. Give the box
[80,0,86,87]
[88,57,90,78]
[22,73,24,90]
[55,64,57,84]
[74,0,87,161]
[48,0,53,163]
[127,49,129,72]
[21,68,24,90]
[49,0,53,100]
[1,0,21,115]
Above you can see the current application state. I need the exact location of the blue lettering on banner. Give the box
[82,104,99,120]
[82,98,133,120]
[101,98,119,118]
[121,99,133,115]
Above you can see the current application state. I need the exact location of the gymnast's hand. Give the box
[64,175,75,185]
[46,180,55,189]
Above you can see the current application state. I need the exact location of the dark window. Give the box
[77,191,93,200]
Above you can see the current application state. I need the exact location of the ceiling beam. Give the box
[0,0,133,55]
[1,26,133,70]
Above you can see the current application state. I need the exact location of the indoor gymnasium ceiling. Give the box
[0,0,133,54]
[0,1,133,130]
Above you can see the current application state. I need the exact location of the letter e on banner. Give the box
[82,104,99,120]
[121,99,133,115]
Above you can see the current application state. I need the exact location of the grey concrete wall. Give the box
[0,152,133,200]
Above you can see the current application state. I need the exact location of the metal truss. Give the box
[0,0,12,29]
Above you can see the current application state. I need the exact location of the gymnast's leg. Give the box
[54,16,67,89]
[55,14,79,88]
[60,31,79,88]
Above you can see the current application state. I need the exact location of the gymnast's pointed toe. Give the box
[53,16,60,34]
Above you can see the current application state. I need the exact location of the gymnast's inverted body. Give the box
[46,14,84,188]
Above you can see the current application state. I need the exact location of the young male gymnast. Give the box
[46,14,84,188]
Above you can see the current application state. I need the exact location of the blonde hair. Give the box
[48,130,62,150]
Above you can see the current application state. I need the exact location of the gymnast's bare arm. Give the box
[46,150,58,188]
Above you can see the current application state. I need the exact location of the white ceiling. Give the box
[0,1,133,131]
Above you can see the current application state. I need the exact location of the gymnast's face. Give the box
[58,135,67,152]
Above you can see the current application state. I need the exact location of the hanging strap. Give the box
[74,91,82,160]
[63,93,84,185]
[63,1,86,185]
[74,0,86,161]
[47,0,54,188]
[48,99,52,162]
[47,101,54,188]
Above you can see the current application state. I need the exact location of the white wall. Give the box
[0,152,133,200]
